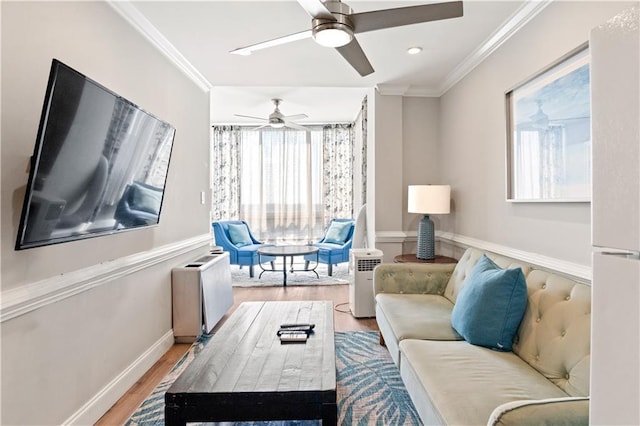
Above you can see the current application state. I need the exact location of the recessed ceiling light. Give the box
[407,47,423,55]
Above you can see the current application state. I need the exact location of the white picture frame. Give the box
[506,43,591,202]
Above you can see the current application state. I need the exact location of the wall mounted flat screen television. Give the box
[15,59,176,250]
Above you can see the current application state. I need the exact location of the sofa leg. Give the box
[270,261,275,270]
[249,265,254,278]
[379,332,386,347]
[304,260,310,270]
[328,264,333,276]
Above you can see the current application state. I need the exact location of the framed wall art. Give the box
[506,43,591,202]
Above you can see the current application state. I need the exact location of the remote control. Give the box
[278,326,313,334]
[277,329,309,336]
[279,332,308,343]
[280,323,315,329]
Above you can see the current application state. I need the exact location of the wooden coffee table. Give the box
[165,301,337,425]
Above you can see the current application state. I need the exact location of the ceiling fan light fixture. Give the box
[270,122,285,129]
[313,23,353,48]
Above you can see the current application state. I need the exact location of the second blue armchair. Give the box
[304,218,355,276]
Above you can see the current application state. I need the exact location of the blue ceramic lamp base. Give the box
[416,214,435,260]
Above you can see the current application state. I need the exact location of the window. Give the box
[211,124,354,244]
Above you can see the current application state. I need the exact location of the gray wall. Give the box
[1,2,211,424]
[375,1,634,268]
[373,94,441,260]
[439,0,633,266]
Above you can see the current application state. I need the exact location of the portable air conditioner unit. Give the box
[349,248,383,318]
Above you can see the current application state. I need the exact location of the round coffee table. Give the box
[257,245,320,286]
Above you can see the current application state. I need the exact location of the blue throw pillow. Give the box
[228,223,253,247]
[324,221,352,244]
[450,255,527,351]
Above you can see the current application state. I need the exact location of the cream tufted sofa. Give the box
[374,247,591,426]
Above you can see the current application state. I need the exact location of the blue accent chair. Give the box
[212,220,274,278]
[304,218,355,276]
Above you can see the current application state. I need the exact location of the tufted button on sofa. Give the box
[374,247,591,426]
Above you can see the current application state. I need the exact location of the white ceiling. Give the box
[127,1,530,123]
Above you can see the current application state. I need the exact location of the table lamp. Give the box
[408,185,451,260]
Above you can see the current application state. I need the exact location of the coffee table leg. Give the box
[322,403,338,425]
[164,406,186,426]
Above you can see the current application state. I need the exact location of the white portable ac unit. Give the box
[349,248,383,318]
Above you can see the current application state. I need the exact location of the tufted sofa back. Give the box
[444,248,591,398]
[443,248,531,304]
[512,270,591,397]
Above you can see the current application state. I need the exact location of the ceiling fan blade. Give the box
[234,114,268,121]
[296,0,336,20]
[335,38,374,77]
[246,124,270,131]
[230,30,313,55]
[285,122,311,132]
[351,1,463,34]
[283,113,308,121]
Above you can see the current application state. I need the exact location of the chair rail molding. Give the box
[437,231,591,283]
[375,230,591,282]
[0,234,211,323]
[375,231,409,243]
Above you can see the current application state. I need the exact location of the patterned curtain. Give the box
[360,96,368,206]
[211,125,241,221]
[322,124,353,222]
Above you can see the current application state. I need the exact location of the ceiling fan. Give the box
[235,98,310,131]
[230,0,464,77]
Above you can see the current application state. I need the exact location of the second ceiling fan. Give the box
[230,0,464,77]
[235,99,310,131]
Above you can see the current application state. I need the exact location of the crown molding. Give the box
[376,1,553,97]
[107,1,212,92]
[375,84,410,96]
[437,0,552,95]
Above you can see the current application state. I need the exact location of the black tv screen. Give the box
[15,59,176,250]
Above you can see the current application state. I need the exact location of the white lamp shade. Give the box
[408,185,451,214]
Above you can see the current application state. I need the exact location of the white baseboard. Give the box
[64,330,175,425]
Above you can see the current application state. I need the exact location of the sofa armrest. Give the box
[373,263,455,296]
[488,397,589,426]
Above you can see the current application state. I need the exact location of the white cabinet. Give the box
[172,252,233,343]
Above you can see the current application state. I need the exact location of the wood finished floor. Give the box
[95,284,379,425]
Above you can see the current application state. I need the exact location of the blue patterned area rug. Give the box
[126,331,421,425]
